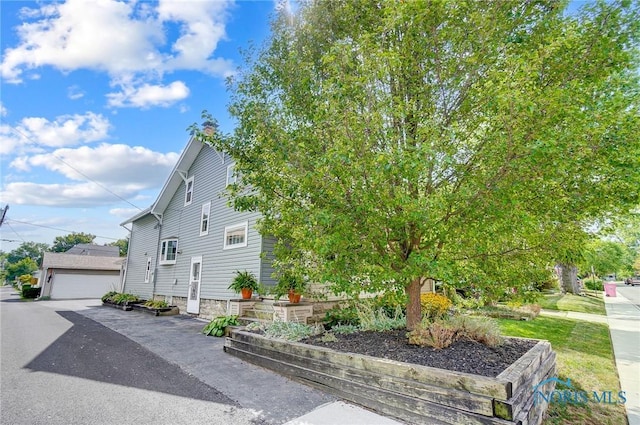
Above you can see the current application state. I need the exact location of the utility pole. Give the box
[0,205,8,228]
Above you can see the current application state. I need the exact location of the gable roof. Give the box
[42,252,123,271]
[121,136,205,225]
[65,244,119,257]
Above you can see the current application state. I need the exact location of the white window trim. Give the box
[200,202,211,236]
[184,176,194,206]
[144,257,152,283]
[223,221,248,250]
[226,163,236,187]
[159,238,178,265]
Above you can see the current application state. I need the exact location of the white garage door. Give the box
[50,273,120,299]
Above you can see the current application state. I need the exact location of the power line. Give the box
[6,218,121,241]
[9,126,144,212]
[4,221,26,242]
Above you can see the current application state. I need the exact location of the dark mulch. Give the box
[302,329,537,377]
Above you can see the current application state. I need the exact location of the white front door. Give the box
[187,256,202,314]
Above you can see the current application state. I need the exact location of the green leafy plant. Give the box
[227,270,259,293]
[21,285,41,299]
[324,304,360,329]
[583,276,604,291]
[408,315,503,349]
[263,320,322,341]
[102,292,140,305]
[356,300,406,332]
[101,291,119,303]
[407,320,458,349]
[273,271,306,299]
[331,324,359,335]
[319,332,338,343]
[202,315,239,337]
[143,300,169,309]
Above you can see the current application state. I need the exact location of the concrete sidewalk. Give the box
[39,299,404,425]
[604,290,640,425]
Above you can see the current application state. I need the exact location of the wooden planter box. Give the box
[101,300,144,311]
[130,303,180,316]
[224,329,555,425]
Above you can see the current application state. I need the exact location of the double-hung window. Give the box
[184,176,194,206]
[223,222,248,249]
[226,164,237,186]
[200,202,211,236]
[159,239,178,264]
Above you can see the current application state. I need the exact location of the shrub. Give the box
[101,291,119,303]
[21,286,41,299]
[356,300,405,331]
[583,276,603,291]
[263,321,322,341]
[407,315,503,349]
[324,304,360,329]
[331,324,359,335]
[372,290,407,318]
[420,293,452,320]
[102,292,140,305]
[407,320,458,349]
[202,315,239,337]
[143,300,169,309]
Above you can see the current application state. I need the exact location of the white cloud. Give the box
[109,207,143,218]
[1,0,235,86]
[107,80,190,108]
[4,143,179,207]
[12,143,179,187]
[1,112,110,155]
[0,101,7,116]
[67,85,85,100]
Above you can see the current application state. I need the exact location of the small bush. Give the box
[263,321,322,341]
[372,291,407,318]
[101,291,119,303]
[450,315,503,347]
[356,300,405,331]
[324,304,360,329]
[583,276,603,291]
[331,324,359,335]
[407,320,458,349]
[22,286,41,299]
[202,315,239,337]
[420,293,452,320]
[111,293,140,305]
[143,300,169,308]
[319,332,338,343]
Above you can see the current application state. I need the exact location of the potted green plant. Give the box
[275,272,306,303]
[228,270,259,299]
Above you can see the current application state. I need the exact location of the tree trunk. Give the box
[405,277,423,331]
[558,263,580,294]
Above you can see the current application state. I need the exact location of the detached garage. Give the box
[40,252,123,299]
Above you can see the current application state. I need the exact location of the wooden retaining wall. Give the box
[224,330,555,425]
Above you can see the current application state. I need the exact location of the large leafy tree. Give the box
[107,238,129,257]
[6,242,50,266]
[2,258,38,284]
[51,232,96,253]
[197,0,640,329]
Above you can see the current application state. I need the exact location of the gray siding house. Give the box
[121,136,276,319]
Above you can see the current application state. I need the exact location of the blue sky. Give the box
[0,0,280,252]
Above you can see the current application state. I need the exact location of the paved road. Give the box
[0,287,260,425]
[617,283,640,309]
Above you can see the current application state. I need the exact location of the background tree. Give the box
[107,238,129,257]
[2,258,38,284]
[6,242,50,266]
[197,0,640,329]
[51,232,96,253]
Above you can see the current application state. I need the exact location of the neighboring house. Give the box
[66,244,119,257]
[40,252,123,299]
[120,135,277,319]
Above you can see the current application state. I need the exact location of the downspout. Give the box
[119,223,132,292]
[152,216,162,300]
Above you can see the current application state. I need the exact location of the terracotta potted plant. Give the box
[276,272,305,304]
[228,270,259,299]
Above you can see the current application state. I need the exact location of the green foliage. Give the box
[583,276,604,291]
[202,315,239,337]
[355,300,406,332]
[102,292,139,305]
[6,242,50,265]
[143,300,169,309]
[319,332,338,343]
[323,304,360,329]
[108,238,129,257]
[3,258,38,283]
[581,239,632,277]
[51,232,96,252]
[273,271,306,299]
[21,285,41,299]
[227,270,259,293]
[18,274,33,284]
[408,315,502,349]
[263,321,322,341]
[331,324,359,335]
[195,0,640,330]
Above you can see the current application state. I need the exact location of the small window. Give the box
[144,257,152,283]
[200,202,211,236]
[160,239,178,264]
[226,163,237,186]
[184,176,194,206]
[223,222,248,249]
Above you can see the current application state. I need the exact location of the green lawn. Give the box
[538,293,606,315]
[498,317,625,425]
